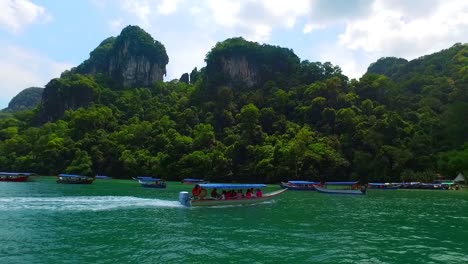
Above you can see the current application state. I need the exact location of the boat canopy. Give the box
[199,183,266,189]
[136,176,158,179]
[139,178,162,181]
[288,181,318,184]
[0,172,35,176]
[369,183,393,186]
[58,174,87,177]
[326,181,359,185]
[183,178,205,182]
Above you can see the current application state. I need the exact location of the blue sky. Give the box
[0,0,467,109]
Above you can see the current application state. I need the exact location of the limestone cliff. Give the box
[37,75,97,123]
[205,37,300,89]
[74,25,168,88]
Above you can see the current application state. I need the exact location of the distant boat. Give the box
[138,178,167,188]
[179,183,287,207]
[132,176,159,181]
[57,174,95,184]
[280,181,318,191]
[182,178,209,184]
[368,183,401,190]
[0,172,34,182]
[95,175,112,180]
[314,183,366,195]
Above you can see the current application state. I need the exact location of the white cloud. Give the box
[0,44,73,108]
[339,0,468,59]
[157,0,181,15]
[121,0,151,27]
[109,18,124,32]
[0,0,51,33]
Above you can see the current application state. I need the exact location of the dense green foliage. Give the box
[3,87,43,112]
[1,33,466,183]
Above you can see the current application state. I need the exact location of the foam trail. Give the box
[0,196,183,211]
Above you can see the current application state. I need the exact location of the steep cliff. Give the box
[37,26,168,123]
[37,75,99,123]
[74,25,168,88]
[205,37,300,89]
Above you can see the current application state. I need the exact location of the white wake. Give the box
[0,196,183,211]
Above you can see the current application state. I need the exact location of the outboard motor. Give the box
[179,191,191,207]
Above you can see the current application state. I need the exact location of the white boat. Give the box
[178,183,287,207]
[314,185,366,195]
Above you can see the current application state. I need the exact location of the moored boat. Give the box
[368,183,401,190]
[95,175,112,180]
[179,183,287,207]
[314,183,366,195]
[182,178,209,184]
[139,178,167,188]
[57,174,95,184]
[280,181,318,191]
[0,172,34,182]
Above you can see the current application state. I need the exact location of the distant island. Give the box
[0,25,466,183]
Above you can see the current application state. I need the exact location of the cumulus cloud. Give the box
[0,44,73,108]
[0,0,51,33]
[339,0,468,59]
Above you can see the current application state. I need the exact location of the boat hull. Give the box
[57,179,94,184]
[280,182,316,191]
[188,189,287,207]
[138,179,166,188]
[314,185,365,195]
[0,175,29,182]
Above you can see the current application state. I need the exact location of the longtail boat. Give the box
[57,174,95,184]
[368,183,401,190]
[182,178,209,184]
[95,175,112,180]
[314,181,366,195]
[280,181,318,191]
[0,172,34,182]
[138,178,166,188]
[179,183,287,207]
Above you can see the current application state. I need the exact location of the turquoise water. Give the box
[1,177,468,263]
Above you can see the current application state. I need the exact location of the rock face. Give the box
[74,25,168,88]
[36,26,169,123]
[205,37,300,89]
[37,75,97,123]
[219,55,259,88]
[4,87,43,112]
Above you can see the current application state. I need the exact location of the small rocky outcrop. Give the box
[74,25,169,88]
[4,87,43,112]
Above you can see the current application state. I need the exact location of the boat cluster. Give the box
[2,172,465,207]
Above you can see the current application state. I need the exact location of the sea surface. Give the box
[1,177,468,264]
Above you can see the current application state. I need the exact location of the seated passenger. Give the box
[192,184,201,199]
[211,188,219,198]
[256,189,262,198]
[246,189,252,198]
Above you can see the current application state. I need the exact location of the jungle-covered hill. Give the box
[0,25,466,183]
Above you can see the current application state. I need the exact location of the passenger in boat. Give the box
[221,190,227,199]
[211,188,219,198]
[192,184,201,199]
[236,189,243,199]
[256,189,263,198]
[246,189,252,198]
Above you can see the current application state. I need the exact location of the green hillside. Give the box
[0,27,466,183]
